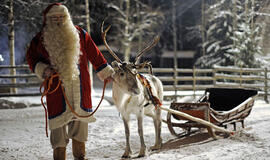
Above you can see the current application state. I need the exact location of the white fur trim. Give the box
[46,5,68,17]
[34,62,49,80]
[48,76,96,130]
[48,111,96,130]
[97,65,115,81]
[71,77,97,123]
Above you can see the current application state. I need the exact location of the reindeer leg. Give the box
[151,108,162,151]
[122,117,132,158]
[137,115,147,157]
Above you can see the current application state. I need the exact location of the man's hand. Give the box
[104,76,114,83]
[43,67,54,79]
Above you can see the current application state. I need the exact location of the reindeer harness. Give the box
[137,74,162,109]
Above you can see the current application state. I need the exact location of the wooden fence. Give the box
[142,66,269,102]
[0,65,269,102]
[0,65,42,96]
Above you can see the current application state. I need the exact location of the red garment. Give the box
[26,26,108,119]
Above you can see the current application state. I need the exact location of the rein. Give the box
[40,73,108,137]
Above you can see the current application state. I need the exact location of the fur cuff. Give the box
[34,62,49,80]
[97,65,115,81]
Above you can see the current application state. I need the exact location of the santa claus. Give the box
[26,3,114,160]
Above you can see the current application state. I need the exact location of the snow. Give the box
[0,54,3,62]
[0,93,270,160]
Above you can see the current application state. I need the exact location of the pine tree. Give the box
[195,0,235,68]
[226,0,262,68]
[227,22,262,68]
[196,0,262,68]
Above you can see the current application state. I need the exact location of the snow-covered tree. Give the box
[106,0,164,61]
[195,0,235,68]
[227,4,262,68]
[195,0,263,68]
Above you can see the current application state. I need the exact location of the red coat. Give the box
[27,26,110,128]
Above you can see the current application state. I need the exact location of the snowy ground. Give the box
[0,90,270,160]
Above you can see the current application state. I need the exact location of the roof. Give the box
[161,50,195,58]
[97,45,195,59]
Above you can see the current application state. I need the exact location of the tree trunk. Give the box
[245,0,249,23]
[251,0,254,31]
[232,0,237,47]
[137,1,142,64]
[85,0,93,90]
[172,0,178,100]
[201,0,206,56]
[124,0,131,62]
[8,0,16,93]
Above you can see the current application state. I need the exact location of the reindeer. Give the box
[101,23,163,158]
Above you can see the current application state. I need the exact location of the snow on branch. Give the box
[0,54,4,62]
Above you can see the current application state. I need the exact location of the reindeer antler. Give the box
[134,36,160,64]
[101,21,122,63]
[135,61,153,75]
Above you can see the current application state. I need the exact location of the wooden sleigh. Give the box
[166,88,258,138]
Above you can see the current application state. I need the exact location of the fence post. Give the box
[213,67,217,87]
[173,67,177,101]
[193,66,196,99]
[264,68,268,103]
[240,65,242,87]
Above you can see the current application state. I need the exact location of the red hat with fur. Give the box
[42,3,69,27]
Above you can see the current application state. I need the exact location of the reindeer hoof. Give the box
[121,151,132,159]
[121,155,131,159]
[150,144,162,151]
[137,152,146,158]
[137,147,148,158]
[137,154,145,158]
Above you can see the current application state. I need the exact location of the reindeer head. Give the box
[101,22,159,95]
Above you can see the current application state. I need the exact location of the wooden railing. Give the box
[0,65,269,102]
[0,65,42,97]
[141,66,269,102]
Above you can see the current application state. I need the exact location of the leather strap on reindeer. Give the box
[137,74,162,109]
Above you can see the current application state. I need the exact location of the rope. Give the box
[40,73,108,137]
[40,73,61,137]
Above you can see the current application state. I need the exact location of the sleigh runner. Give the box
[166,88,258,138]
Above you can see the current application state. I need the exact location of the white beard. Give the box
[43,17,80,85]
